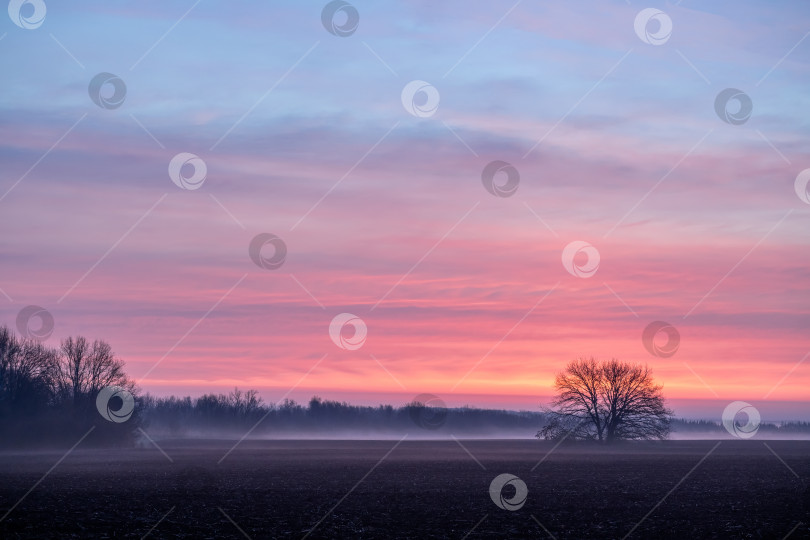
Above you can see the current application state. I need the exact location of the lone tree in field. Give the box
[538,357,673,443]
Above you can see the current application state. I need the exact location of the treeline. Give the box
[672,418,810,434]
[139,392,545,438]
[140,395,810,439]
[0,325,136,446]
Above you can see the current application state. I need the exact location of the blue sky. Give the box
[1,1,809,419]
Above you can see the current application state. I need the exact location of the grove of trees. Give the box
[0,325,136,445]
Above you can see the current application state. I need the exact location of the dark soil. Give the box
[0,439,807,539]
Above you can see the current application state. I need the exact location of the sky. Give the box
[1,0,808,421]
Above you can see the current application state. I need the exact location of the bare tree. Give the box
[228,387,263,417]
[56,336,132,409]
[0,326,22,405]
[539,357,672,443]
[0,327,59,414]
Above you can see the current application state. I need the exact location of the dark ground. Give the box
[0,439,808,539]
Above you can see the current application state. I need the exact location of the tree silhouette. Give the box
[0,325,137,446]
[539,357,673,442]
[56,336,132,411]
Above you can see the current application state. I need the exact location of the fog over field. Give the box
[131,429,810,441]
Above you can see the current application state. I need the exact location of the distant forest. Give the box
[2,324,810,447]
[138,392,810,439]
[139,392,544,438]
